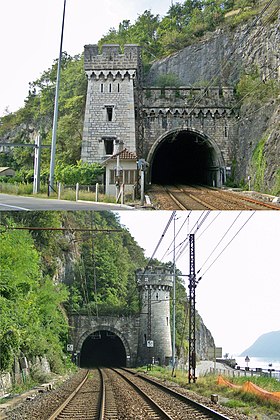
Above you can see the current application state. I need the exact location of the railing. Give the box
[57,183,105,202]
[209,366,280,381]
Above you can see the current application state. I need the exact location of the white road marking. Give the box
[0,203,30,211]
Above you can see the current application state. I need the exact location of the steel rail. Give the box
[177,184,249,210]
[164,187,189,210]
[217,190,280,210]
[98,368,106,420]
[47,370,89,420]
[120,368,231,420]
[165,186,216,210]
[177,185,280,210]
[111,368,174,419]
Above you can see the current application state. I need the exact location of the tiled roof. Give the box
[105,148,137,162]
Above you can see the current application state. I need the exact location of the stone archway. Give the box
[146,127,226,187]
[77,326,131,367]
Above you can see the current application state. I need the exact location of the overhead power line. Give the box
[197,211,242,275]
[161,211,191,261]
[142,211,176,273]
[198,212,256,280]
[196,211,221,242]
[175,211,211,263]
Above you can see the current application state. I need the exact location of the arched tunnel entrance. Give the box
[79,330,127,367]
[149,130,223,186]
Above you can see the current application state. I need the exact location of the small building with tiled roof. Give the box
[102,148,138,196]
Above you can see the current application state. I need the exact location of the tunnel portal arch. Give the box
[78,327,130,368]
[147,127,226,187]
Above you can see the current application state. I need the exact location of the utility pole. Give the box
[172,213,176,375]
[49,0,67,195]
[188,233,197,383]
[33,133,41,194]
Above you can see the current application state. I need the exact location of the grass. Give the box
[0,182,126,204]
[139,366,280,418]
[0,377,38,404]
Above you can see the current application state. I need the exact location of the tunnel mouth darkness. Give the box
[151,130,219,185]
[79,330,127,368]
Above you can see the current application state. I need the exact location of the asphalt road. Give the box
[0,194,134,211]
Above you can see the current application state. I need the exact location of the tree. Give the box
[0,223,69,373]
[66,212,146,315]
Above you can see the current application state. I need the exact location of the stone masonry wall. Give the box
[70,315,140,367]
[82,44,141,163]
[145,11,280,190]
[142,86,238,167]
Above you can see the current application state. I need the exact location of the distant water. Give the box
[234,356,280,371]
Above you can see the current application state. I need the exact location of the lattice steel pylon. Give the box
[188,234,197,383]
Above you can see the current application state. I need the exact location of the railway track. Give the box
[4,368,249,419]
[47,369,104,419]
[148,184,280,210]
[46,368,234,419]
[112,368,232,419]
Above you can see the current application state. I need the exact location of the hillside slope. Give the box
[146,8,280,193]
[240,330,280,358]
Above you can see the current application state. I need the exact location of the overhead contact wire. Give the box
[198,212,256,280]
[197,211,242,274]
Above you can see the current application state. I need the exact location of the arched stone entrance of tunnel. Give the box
[78,328,130,368]
[147,128,226,187]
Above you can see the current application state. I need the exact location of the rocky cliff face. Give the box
[196,314,215,360]
[146,11,279,87]
[146,10,280,193]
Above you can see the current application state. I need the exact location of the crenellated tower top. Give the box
[136,266,173,289]
[84,44,142,72]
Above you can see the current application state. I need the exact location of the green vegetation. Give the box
[0,211,198,383]
[233,69,280,193]
[250,134,267,192]
[66,211,146,316]
[236,69,280,105]
[99,0,261,62]
[0,220,69,374]
[0,0,270,189]
[0,53,87,188]
[143,367,280,418]
[155,73,182,88]
[0,211,147,377]
[272,169,280,196]
[55,161,104,185]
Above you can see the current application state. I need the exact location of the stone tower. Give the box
[136,266,173,366]
[81,44,142,163]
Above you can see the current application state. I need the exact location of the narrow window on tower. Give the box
[117,83,120,92]
[100,83,104,93]
[225,125,228,137]
[106,106,113,122]
[104,138,114,155]
[109,83,112,93]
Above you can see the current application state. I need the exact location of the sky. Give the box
[116,210,280,357]
[0,0,178,116]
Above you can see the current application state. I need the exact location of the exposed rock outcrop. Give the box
[145,9,280,192]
